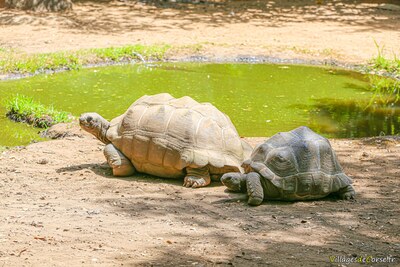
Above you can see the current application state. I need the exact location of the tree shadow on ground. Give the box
[89,136,399,265]
[56,161,227,188]
[0,0,399,34]
[100,188,398,266]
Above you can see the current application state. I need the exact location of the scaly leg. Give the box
[183,166,210,188]
[104,143,135,176]
[246,172,264,206]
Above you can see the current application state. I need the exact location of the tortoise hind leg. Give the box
[337,185,356,200]
[104,144,136,176]
[246,172,264,206]
[183,166,210,188]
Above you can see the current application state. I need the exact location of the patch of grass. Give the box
[5,94,72,128]
[368,75,400,104]
[0,44,171,74]
[367,41,400,76]
[89,44,170,62]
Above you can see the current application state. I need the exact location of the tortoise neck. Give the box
[96,119,111,144]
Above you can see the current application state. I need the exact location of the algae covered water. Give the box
[0,63,399,147]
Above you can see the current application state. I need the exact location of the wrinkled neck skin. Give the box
[82,117,111,144]
[94,120,111,144]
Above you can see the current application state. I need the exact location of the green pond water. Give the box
[0,63,399,147]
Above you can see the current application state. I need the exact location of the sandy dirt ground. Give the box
[0,0,400,63]
[0,129,399,266]
[0,0,400,266]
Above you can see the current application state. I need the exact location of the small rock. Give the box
[37,158,49,164]
[378,3,400,11]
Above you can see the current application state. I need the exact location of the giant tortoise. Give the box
[79,93,251,188]
[221,126,355,205]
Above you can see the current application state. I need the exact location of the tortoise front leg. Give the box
[183,166,210,188]
[104,144,136,177]
[246,172,264,206]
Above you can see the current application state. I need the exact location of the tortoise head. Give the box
[79,112,111,144]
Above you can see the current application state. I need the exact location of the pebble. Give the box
[37,158,49,164]
[378,3,400,11]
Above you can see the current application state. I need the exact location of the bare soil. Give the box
[0,0,399,63]
[0,1,399,266]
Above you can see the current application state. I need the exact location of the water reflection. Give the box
[309,98,400,138]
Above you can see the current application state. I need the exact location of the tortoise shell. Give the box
[105,93,249,178]
[243,126,352,200]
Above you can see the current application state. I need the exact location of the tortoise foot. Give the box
[338,185,356,200]
[184,166,211,188]
[183,176,209,188]
[248,197,263,206]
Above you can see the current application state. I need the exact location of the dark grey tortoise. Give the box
[221,126,355,206]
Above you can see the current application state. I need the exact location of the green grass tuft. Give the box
[368,75,400,104]
[5,94,72,128]
[0,44,171,74]
[367,41,400,76]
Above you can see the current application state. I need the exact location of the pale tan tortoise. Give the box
[221,126,355,205]
[79,93,252,188]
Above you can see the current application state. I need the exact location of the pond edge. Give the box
[0,54,365,81]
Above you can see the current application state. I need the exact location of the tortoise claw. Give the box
[183,176,207,188]
[338,185,356,200]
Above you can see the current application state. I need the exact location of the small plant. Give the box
[5,94,72,128]
[367,41,400,76]
[368,75,400,104]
